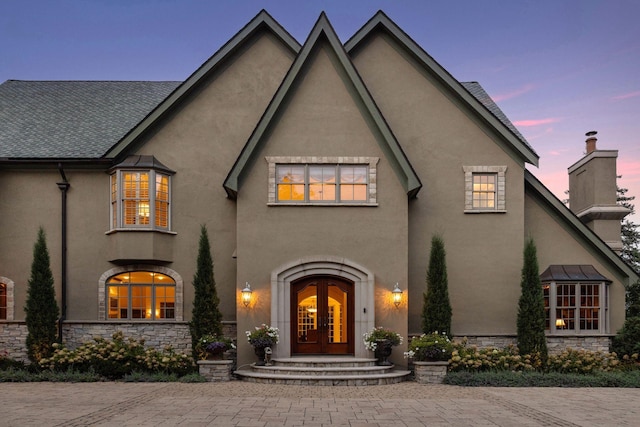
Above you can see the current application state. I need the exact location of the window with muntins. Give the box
[106,271,176,320]
[543,282,607,334]
[109,156,173,231]
[463,166,506,212]
[267,157,378,205]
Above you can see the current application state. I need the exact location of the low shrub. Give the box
[39,331,195,379]
[611,317,640,357]
[547,348,620,374]
[405,332,453,361]
[0,350,27,371]
[448,341,543,372]
[444,370,640,387]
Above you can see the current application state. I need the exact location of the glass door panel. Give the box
[291,277,353,355]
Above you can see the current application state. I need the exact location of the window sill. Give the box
[268,202,378,207]
[464,209,507,214]
[105,228,177,235]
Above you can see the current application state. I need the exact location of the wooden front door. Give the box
[291,276,354,355]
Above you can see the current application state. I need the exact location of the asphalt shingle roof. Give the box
[461,81,531,151]
[0,79,529,159]
[0,80,180,158]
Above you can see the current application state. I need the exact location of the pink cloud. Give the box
[618,160,640,184]
[492,83,535,102]
[612,90,640,101]
[513,118,561,127]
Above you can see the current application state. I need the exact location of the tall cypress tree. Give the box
[189,225,223,355]
[422,235,452,336]
[25,227,60,363]
[516,237,548,362]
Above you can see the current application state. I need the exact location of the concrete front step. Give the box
[252,363,395,376]
[233,356,411,385]
[270,357,377,368]
[234,369,411,386]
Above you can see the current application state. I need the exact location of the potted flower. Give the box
[404,331,453,362]
[246,324,279,366]
[363,326,403,365]
[195,334,235,360]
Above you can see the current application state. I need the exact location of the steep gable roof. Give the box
[223,12,422,199]
[0,80,179,159]
[103,9,301,159]
[345,11,539,167]
[525,169,639,283]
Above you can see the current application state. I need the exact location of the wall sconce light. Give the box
[555,318,566,329]
[241,282,252,307]
[392,283,403,308]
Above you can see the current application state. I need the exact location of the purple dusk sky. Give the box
[2,0,638,221]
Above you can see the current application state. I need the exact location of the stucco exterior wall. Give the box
[350,32,526,336]
[0,170,64,319]
[0,30,295,330]
[524,191,626,333]
[235,41,409,367]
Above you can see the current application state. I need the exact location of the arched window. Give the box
[106,271,176,320]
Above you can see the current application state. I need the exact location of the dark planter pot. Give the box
[374,339,393,366]
[253,345,268,366]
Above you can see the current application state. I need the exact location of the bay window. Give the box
[109,155,173,231]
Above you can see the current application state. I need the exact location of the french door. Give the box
[291,276,354,355]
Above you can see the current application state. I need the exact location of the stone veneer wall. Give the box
[0,322,28,361]
[1,321,238,363]
[455,335,612,354]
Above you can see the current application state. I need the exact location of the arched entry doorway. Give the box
[271,256,375,358]
[291,275,354,355]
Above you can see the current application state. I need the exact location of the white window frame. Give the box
[266,156,379,206]
[109,169,171,231]
[543,281,608,334]
[463,166,507,213]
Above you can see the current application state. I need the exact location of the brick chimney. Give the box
[585,130,598,154]
[568,132,630,253]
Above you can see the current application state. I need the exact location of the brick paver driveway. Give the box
[2,382,639,426]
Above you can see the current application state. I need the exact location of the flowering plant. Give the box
[404,331,453,361]
[194,334,235,360]
[363,327,403,351]
[246,324,279,348]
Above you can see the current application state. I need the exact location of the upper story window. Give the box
[267,157,379,206]
[106,271,176,320]
[540,265,610,334]
[109,155,174,231]
[463,166,507,213]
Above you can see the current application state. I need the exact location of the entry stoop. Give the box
[233,357,411,385]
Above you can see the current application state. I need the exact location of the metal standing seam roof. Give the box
[0,80,527,160]
[539,265,612,283]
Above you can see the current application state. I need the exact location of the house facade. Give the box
[1,11,637,367]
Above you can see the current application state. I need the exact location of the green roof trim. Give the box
[103,10,301,159]
[525,169,639,282]
[223,12,422,199]
[345,11,539,167]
